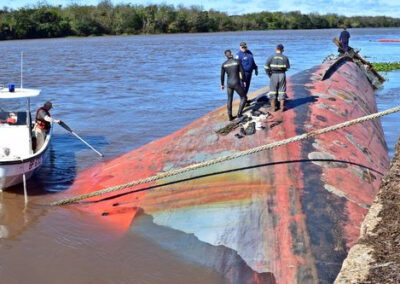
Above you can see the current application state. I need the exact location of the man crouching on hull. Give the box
[264,44,290,112]
[221,49,247,121]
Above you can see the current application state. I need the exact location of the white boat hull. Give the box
[0,124,52,190]
[0,151,48,190]
[0,87,51,190]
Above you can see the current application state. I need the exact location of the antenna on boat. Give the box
[20,52,23,89]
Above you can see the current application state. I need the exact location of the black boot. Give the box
[271,99,277,112]
[280,100,285,112]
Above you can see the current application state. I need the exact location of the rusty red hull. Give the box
[57,60,389,283]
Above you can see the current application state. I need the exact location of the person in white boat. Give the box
[34,101,59,151]
[0,112,17,124]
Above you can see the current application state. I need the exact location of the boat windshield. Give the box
[0,111,28,126]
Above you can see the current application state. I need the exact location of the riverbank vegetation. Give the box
[372,62,400,72]
[1,1,400,40]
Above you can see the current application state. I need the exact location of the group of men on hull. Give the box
[221,42,290,121]
[34,30,351,138]
[221,28,350,121]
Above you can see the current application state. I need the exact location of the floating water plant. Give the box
[372,62,400,72]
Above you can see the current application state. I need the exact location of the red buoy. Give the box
[378,39,400,42]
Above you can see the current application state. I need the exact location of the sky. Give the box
[2,0,400,17]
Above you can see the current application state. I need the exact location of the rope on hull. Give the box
[51,105,400,206]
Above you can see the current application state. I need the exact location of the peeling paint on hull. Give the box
[58,60,389,283]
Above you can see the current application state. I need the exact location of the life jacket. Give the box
[6,117,16,124]
[35,107,51,131]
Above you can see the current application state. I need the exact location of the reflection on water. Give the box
[377,70,400,157]
[31,134,107,192]
[0,28,399,283]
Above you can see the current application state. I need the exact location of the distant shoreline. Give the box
[2,27,399,43]
[1,27,400,43]
[1,4,399,41]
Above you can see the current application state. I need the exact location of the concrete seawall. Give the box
[335,138,400,283]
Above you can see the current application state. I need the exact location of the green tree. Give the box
[31,7,71,38]
[113,5,143,34]
[1,4,400,40]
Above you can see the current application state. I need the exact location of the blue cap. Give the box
[276,44,284,51]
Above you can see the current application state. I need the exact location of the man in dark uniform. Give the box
[264,44,290,112]
[339,27,351,52]
[235,42,258,95]
[221,50,247,121]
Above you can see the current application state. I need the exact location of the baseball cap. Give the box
[276,44,284,51]
[240,42,247,47]
[44,101,53,108]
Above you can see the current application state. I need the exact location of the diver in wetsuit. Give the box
[221,50,247,121]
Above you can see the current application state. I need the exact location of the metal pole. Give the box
[71,131,104,157]
[27,97,31,119]
[23,173,28,204]
[21,52,23,89]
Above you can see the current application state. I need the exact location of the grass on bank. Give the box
[372,62,400,72]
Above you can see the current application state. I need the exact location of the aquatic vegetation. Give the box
[372,62,400,72]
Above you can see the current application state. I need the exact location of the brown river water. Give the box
[0,28,399,283]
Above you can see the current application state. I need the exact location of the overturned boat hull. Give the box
[60,58,389,283]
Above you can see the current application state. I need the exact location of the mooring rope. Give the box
[51,105,400,206]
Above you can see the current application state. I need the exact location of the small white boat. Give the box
[0,87,52,190]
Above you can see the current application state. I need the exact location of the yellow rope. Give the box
[50,105,400,206]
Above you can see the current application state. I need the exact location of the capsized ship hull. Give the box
[59,59,389,283]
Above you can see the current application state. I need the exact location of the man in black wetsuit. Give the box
[221,50,247,121]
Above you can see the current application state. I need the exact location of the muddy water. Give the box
[0,197,226,284]
[0,28,399,283]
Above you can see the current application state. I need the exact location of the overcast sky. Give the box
[2,0,399,17]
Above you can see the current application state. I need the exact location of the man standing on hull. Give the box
[235,42,258,95]
[339,27,351,52]
[264,44,290,112]
[221,50,247,121]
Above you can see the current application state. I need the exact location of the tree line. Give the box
[1,1,399,40]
